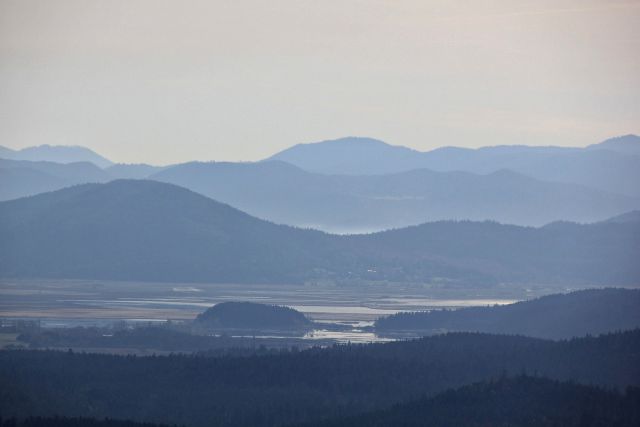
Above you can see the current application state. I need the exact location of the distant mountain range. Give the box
[2,135,639,232]
[0,144,113,168]
[1,180,637,285]
[269,134,640,197]
[150,160,639,232]
[375,288,640,339]
[0,158,167,201]
[0,158,111,201]
[105,163,166,179]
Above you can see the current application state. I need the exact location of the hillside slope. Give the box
[298,376,640,427]
[0,180,334,283]
[0,180,638,285]
[375,288,640,339]
[0,159,111,201]
[1,331,638,427]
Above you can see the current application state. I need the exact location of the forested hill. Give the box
[4,377,639,427]
[0,180,638,285]
[1,330,639,427]
[375,288,640,339]
[296,376,640,427]
[0,418,171,427]
[194,302,313,331]
[0,180,333,283]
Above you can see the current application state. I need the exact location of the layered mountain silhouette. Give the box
[4,156,637,231]
[0,159,111,201]
[0,144,113,168]
[2,135,639,232]
[268,135,640,197]
[1,180,637,285]
[150,160,639,232]
[0,159,163,201]
[106,163,166,179]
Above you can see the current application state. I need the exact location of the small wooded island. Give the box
[193,302,314,333]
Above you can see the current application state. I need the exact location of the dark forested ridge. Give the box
[0,418,173,427]
[296,376,640,427]
[4,377,639,427]
[1,330,639,427]
[0,180,638,285]
[375,288,640,339]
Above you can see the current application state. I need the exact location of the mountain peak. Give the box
[300,136,394,147]
[603,210,640,224]
[268,136,422,175]
[587,134,640,155]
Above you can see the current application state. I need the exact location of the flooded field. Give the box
[0,279,585,343]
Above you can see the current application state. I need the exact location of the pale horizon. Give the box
[1,133,638,166]
[1,0,639,164]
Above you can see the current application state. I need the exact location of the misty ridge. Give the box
[2,134,639,287]
[1,179,639,286]
[2,134,640,233]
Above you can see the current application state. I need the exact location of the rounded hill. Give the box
[194,302,313,331]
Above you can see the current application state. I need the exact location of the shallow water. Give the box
[0,279,586,343]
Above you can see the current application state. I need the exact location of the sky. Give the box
[0,0,639,165]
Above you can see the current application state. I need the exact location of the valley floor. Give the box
[2,279,634,346]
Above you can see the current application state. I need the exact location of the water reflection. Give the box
[303,329,394,343]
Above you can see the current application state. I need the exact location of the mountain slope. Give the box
[0,180,334,283]
[0,159,165,201]
[375,288,640,339]
[1,144,113,167]
[299,376,640,427]
[268,135,640,197]
[150,161,639,232]
[268,137,425,175]
[0,146,15,158]
[0,180,638,285]
[106,163,165,179]
[604,210,640,224]
[0,159,112,201]
[588,134,640,155]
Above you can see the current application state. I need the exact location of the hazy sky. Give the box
[1,0,639,164]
